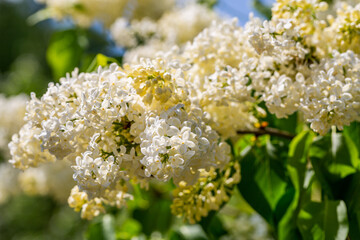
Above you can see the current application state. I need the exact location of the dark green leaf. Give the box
[274,187,296,225]
[288,131,315,191]
[253,0,272,19]
[238,149,273,224]
[272,112,299,135]
[85,222,104,240]
[348,210,360,240]
[255,159,288,210]
[309,132,358,199]
[132,199,172,235]
[237,136,291,227]
[341,172,360,239]
[343,122,360,155]
[309,131,360,239]
[278,131,314,240]
[168,230,185,240]
[297,200,349,240]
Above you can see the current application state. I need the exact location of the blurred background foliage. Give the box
[0,0,124,97]
[0,0,276,239]
[0,0,51,96]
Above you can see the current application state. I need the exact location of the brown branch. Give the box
[236,127,295,139]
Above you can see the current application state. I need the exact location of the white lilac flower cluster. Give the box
[165,0,360,136]
[324,2,360,54]
[269,0,360,58]
[300,50,360,135]
[140,105,230,185]
[9,58,231,219]
[174,19,263,138]
[243,0,360,134]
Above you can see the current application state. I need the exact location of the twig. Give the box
[236,127,295,139]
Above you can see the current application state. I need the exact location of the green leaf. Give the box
[274,187,296,226]
[255,159,288,210]
[288,131,315,191]
[309,130,360,239]
[343,122,360,164]
[233,134,254,157]
[273,112,299,135]
[297,200,349,240]
[168,231,185,240]
[309,131,358,199]
[237,136,291,228]
[238,148,273,224]
[47,29,86,79]
[341,172,360,239]
[85,54,120,73]
[253,0,272,19]
[278,131,314,240]
[348,210,360,239]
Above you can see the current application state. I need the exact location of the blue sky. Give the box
[215,0,275,24]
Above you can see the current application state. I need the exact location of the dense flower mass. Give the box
[246,0,360,134]
[9,58,231,219]
[7,0,360,222]
[301,50,360,135]
[163,0,360,136]
[140,105,229,185]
